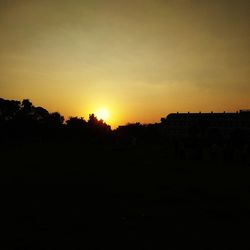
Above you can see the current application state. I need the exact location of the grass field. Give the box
[0,142,249,249]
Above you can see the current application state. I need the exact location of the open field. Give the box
[1,142,250,249]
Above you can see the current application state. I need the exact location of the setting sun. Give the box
[95,108,109,121]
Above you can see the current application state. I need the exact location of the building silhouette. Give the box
[161,110,250,142]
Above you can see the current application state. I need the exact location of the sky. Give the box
[0,0,250,127]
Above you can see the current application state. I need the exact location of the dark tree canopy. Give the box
[0,98,112,143]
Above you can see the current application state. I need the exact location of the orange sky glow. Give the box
[0,0,250,128]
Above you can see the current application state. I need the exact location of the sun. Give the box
[95,108,109,121]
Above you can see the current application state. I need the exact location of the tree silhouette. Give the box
[34,107,49,123]
[0,98,21,121]
[66,117,86,129]
[21,99,33,113]
[88,114,99,125]
[47,112,64,127]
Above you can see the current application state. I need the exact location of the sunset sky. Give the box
[0,0,250,127]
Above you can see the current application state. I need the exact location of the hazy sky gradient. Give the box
[1,0,250,126]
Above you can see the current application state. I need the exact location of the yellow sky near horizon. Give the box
[1,0,250,127]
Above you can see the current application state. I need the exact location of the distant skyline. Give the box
[1,0,250,127]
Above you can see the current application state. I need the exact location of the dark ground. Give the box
[0,142,249,249]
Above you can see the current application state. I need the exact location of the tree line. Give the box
[0,97,162,145]
[1,97,249,162]
[0,98,112,143]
